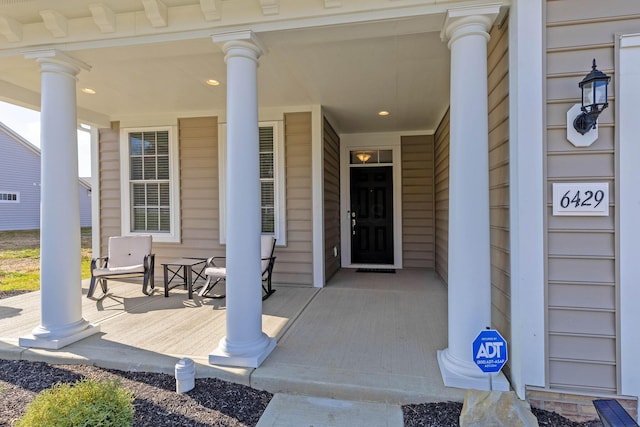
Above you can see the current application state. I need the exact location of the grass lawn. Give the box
[0,228,92,292]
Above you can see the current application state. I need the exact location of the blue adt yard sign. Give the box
[473,329,508,373]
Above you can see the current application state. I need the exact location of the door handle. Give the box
[351,212,356,235]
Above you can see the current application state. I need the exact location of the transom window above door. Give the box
[350,149,393,165]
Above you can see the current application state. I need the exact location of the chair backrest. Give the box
[108,235,152,268]
[260,235,276,274]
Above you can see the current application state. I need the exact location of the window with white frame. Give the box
[0,192,19,203]
[120,127,180,243]
[219,121,286,245]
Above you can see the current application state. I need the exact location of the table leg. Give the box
[164,265,169,297]
[187,266,193,299]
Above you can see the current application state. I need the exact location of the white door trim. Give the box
[340,133,403,269]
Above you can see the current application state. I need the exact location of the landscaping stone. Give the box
[459,389,539,427]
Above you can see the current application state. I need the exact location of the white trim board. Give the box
[617,32,640,399]
[508,0,545,398]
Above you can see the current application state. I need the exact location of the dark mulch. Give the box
[0,359,272,427]
[403,402,603,427]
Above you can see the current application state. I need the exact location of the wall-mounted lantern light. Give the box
[566,59,611,147]
[573,59,611,135]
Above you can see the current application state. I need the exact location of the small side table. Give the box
[162,258,207,299]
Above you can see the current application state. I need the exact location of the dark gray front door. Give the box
[350,166,394,264]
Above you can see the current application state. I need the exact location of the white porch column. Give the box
[209,31,275,368]
[19,50,99,350]
[437,5,509,391]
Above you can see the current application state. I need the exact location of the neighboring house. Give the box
[0,0,638,421]
[0,122,92,231]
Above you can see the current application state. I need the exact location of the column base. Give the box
[438,348,510,391]
[19,320,100,350]
[209,334,276,368]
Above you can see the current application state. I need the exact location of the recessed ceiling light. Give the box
[206,79,220,86]
[378,110,390,116]
[81,87,96,94]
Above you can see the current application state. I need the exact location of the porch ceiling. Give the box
[0,2,452,134]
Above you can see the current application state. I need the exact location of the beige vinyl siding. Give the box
[401,135,435,268]
[487,21,511,357]
[98,123,122,256]
[153,117,220,261]
[324,117,341,281]
[544,0,634,394]
[99,113,314,286]
[275,112,313,285]
[434,109,450,283]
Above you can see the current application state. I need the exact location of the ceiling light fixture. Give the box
[206,79,220,86]
[356,152,372,163]
[81,88,96,94]
[378,110,390,116]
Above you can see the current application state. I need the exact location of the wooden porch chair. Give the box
[87,235,155,299]
[199,235,276,301]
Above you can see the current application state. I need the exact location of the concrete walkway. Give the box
[257,393,404,427]
[0,268,467,424]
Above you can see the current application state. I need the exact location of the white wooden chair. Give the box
[87,235,155,299]
[199,235,276,300]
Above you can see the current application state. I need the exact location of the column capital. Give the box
[24,48,90,76]
[212,30,265,63]
[440,4,501,48]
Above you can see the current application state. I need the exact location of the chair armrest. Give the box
[91,256,109,270]
[206,256,226,268]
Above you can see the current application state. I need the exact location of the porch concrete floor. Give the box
[0,268,466,405]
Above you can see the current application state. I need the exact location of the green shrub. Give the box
[16,378,134,427]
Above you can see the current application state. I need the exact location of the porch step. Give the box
[256,393,404,427]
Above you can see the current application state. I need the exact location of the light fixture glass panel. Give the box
[594,80,607,104]
[582,81,594,108]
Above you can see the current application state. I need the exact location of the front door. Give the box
[350,166,394,264]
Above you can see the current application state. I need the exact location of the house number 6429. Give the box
[553,183,609,216]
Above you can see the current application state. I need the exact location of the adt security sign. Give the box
[473,329,508,373]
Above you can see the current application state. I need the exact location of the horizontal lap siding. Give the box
[98,123,122,256]
[0,129,40,231]
[153,117,220,263]
[434,110,450,283]
[401,135,435,268]
[488,21,511,358]
[275,112,313,285]
[544,0,637,393]
[324,117,341,281]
